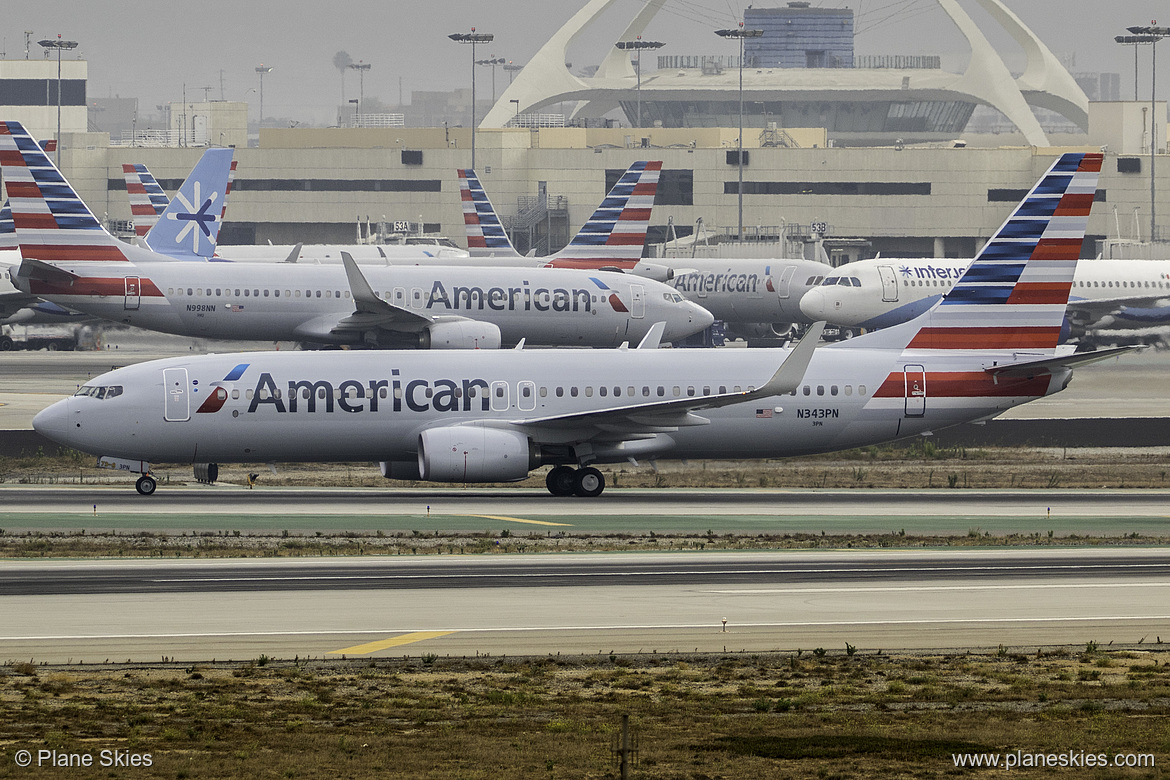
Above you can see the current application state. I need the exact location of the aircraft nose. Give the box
[32,397,74,446]
[686,300,715,330]
[800,289,826,320]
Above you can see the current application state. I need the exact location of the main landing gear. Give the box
[135,474,157,495]
[545,465,606,498]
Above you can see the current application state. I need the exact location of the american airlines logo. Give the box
[423,279,617,313]
[246,371,490,415]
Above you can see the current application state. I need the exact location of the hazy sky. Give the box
[6,0,1168,126]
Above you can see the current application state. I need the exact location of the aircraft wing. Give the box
[14,258,79,289]
[333,250,434,331]
[0,291,39,320]
[1066,296,1169,325]
[984,345,1140,378]
[505,322,824,437]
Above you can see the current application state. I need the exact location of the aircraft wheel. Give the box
[546,465,576,497]
[573,467,605,498]
[135,475,157,496]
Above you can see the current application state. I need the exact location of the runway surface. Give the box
[3,549,1169,662]
[4,486,1170,535]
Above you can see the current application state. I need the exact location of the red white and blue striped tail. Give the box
[545,160,661,270]
[221,159,237,221]
[0,120,134,263]
[458,168,518,257]
[901,152,1103,353]
[0,199,16,251]
[122,163,170,237]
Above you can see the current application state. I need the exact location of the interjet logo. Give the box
[167,182,220,253]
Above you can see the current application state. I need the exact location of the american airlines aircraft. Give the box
[459,167,831,339]
[32,151,1125,496]
[799,255,1170,337]
[1,121,710,348]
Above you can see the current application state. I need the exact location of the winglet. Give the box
[635,321,667,350]
[341,251,392,315]
[283,243,303,263]
[757,321,825,396]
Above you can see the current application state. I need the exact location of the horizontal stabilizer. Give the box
[984,345,1139,377]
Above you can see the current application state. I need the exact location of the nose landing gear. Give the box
[135,474,157,495]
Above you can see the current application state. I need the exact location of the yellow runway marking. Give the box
[463,514,572,527]
[330,631,456,656]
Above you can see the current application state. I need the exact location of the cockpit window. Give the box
[662,292,684,303]
[74,385,123,400]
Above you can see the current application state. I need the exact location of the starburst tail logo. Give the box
[166,181,221,253]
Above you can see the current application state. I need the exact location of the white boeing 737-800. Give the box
[32,151,1128,496]
[0,122,710,348]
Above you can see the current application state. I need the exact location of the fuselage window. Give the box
[274,389,282,400]
[295,290,301,298]
[231,389,240,400]
[672,386,681,397]
[627,387,635,397]
[424,387,433,399]
[583,387,592,397]
[187,288,194,296]
[599,386,607,397]
[246,390,254,400]
[657,386,665,397]
[802,385,811,396]
[274,290,280,298]
[253,290,259,297]
[235,289,241,296]
[521,385,532,398]
[316,290,322,298]
[244,289,250,297]
[380,388,388,399]
[555,387,564,398]
[215,288,221,296]
[264,289,270,297]
[495,385,505,398]
[393,386,403,399]
[733,386,742,393]
[831,385,838,396]
[859,384,867,396]
[326,290,332,298]
[687,386,695,396]
[195,288,201,297]
[844,385,852,396]
[719,386,727,394]
[571,387,579,398]
[642,387,651,397]
[168,288,174,295]
[703,386,711,395]
[540,387,548,398]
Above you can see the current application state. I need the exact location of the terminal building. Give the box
[1,1,1168,261]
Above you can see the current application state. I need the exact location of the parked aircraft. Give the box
[800,255,1170,339]
[32,151,1126,496]
[1,122,709,348]
[459,167,832,340]
[122,155,470,263]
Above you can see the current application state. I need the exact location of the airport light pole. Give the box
[255,65,272,132]
[1117,26,1169,242]
[615,36,664,129]
[449,29,494,172]
[475,56,505,104]
[504,60,524,85]
[347,61,370,126]
[37,35,78,166]
[716,23,763,241]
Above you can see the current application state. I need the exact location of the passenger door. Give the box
[878,265,899,302]
[163,368,190,422]
[903,364,926,417]
[124,276,141,311]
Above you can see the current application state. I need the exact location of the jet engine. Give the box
[419,320,502,349]
[417,426,538,482]
[632,263,675,282]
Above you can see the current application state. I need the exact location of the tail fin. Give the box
[458,168,519,257]
[221,159,237,221]
[0,200,16,251]
[0,120,134,263]
[122,164,170,237]
[142,148,234,259]
[853,152,1102,354]
[546,160,661,270]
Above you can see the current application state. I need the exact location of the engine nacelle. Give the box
[632,262,674,282]
[420,320,502,350]
[379,460,422,480]
[417,426,538,483]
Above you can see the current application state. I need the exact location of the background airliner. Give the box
[800,255,1170,340]
[31,151,1124,497]
[459,167,831,342]
[1,121,710,349]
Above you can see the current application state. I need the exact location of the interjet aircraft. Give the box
[800,255,1170,339]
[32,151,1129,496]
[1,121,710,348]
